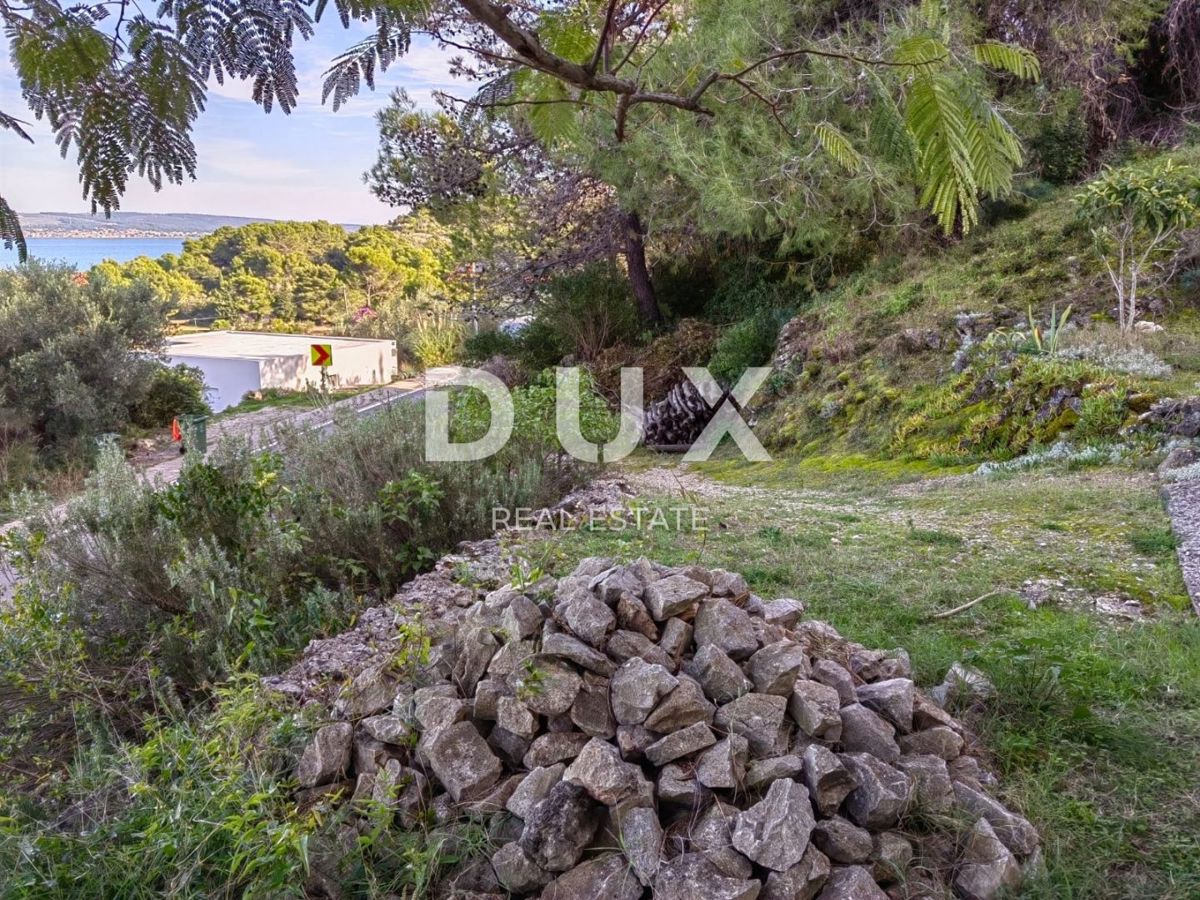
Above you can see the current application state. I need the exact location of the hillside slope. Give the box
[757,174,1200,464]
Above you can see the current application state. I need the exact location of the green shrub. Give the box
[1031,89,1090,185]
[0,262,167,456]
[5,444,344,697]
[708,310,786,386]
[514,318,569,371]
[881,283,924,317]
[0,679,490,898]
[451,369,616,472]
[703,268,793,324]
[0,399,587,779]
[462,329,519,362]
[1073,389,1130,443]
[0,682,313,897]
[537,264,640,360]
[410,316,465,367]
[129,363,210,428]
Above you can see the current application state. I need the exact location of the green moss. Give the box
[891,353,1147,461]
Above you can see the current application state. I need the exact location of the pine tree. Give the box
[1,0,1038,257]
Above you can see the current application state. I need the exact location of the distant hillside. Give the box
[21,212,362,238]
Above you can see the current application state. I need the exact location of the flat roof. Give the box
[166,330,395,361]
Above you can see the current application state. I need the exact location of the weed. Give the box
[392,620,433,679]
[1130,526,1177,556]
[907,527,964,547]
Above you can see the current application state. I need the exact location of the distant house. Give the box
[165,331,397,412]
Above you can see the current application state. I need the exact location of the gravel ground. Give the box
[1164,478,1200,616]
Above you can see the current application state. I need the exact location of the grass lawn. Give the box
[508,451,1200,898]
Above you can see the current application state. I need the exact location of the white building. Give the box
[165,331,397,413]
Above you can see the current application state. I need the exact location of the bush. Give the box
[0,398,588,779]
[513,318,569,371]
[707,310,786,386]
[129,363,210,428]
[703,268,795,324]
[537,264,640,360]
[1030,89,1090,185]
[0,262,167,456]
[451,369,615,476]
[409,316,465,367]
[1074,389,1130,442]
[0,680,489,897]
[0,682,313,896]
[462,328,519,363]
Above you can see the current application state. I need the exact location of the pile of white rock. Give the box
[291,557,1039,899]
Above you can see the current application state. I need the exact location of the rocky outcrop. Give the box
[1140,396,1200,438]
[279,554,1040,899]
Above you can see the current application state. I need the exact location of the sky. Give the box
[0,22,465,225]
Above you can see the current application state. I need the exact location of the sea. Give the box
[0,237,186,270]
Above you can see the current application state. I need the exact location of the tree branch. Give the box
[610,0,672,76]
[453,0,947,142]
[587,0,620,75]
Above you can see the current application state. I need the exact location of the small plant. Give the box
[1028,302,1073,356]
[411,315,465,367]
[392,619,432,680]
[708,310,787,387]
[515,658,546,701]
[510,558,545,589]
[462,328,519,363]
[1129,526,1177,556]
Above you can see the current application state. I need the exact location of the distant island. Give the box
[21,211,362,239]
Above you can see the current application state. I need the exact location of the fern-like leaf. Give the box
[0,110,34,143]
[320,1,431,110]
[866,73,918,174]
[958,79,1022,199]
[894,35,948,71]
[972,41,1041,82]
[0,194,27,263]
[814,122,863,173]
[906,72,978,233]
[322,21,413,111]
[520,73,582,146]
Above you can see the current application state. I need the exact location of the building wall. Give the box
[260,354,310,392]
[304,342,397,389]
[167,335,398,413]
[168,355,263,413]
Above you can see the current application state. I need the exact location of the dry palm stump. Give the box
[290,557,1040,899]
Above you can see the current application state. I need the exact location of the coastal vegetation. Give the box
[1,0,1200,897]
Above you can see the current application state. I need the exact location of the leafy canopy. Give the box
[2,0,1039,262]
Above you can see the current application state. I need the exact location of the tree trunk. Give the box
[622,210,663,327]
